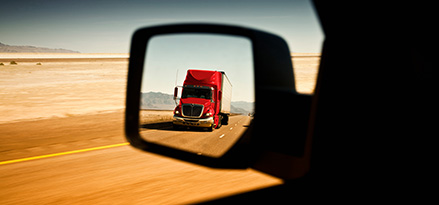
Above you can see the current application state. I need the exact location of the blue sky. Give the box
[0,0,323,53]
[141,34,254,102]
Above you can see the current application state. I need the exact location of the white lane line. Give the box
[219,134,225,139]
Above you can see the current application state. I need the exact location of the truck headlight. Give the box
[205,112,212,117]
[175,110,180,115]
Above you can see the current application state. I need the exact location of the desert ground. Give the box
[0,53,319,204]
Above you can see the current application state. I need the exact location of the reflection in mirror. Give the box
[139,34,254,158]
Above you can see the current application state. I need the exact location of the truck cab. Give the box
[173,69,231,131]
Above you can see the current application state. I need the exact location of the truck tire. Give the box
[217,115,222,128]
[208,124,215,132]
[221,114,229,125]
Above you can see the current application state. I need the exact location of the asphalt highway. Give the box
[0,112,281,204]
[140,115,251,157]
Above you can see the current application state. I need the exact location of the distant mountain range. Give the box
[0,42,79,53]
[141,92,176,110]
[141,92,254,114]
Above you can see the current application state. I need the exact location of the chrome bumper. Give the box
[173,116,213,128]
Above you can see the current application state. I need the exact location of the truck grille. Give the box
[182,104,203,117]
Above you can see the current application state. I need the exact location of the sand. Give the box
[291,54,320,94]
[0,54,128,124]
[0,52,320,160]
[0,53,319,204]
[0,53,318,124]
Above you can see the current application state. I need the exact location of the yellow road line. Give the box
[0,142,129,166]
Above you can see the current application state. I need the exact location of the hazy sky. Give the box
[0,0,323,53]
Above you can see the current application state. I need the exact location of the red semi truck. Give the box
[173,69,232,131]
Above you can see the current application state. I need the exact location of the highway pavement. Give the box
[0,112,281,204]
[140,115,251,157]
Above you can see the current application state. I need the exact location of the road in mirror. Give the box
[139,34,254,158]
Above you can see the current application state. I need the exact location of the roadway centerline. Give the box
[0,142,129,166]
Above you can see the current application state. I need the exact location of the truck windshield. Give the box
[181,87,212,100]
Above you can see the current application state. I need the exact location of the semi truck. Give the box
[173,69,232,131]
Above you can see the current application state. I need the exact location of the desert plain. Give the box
[0,53,319,204]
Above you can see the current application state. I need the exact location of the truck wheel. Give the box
[208,124,215,132]
[217,115,222,128]
[221,115,229,125]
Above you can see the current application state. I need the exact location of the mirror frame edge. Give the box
[125,23,306,170]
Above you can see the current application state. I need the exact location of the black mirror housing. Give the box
[125,23,310,170]
[173,87,178,100]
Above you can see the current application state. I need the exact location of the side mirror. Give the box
[125,24,311,177]
[173,86,178,100]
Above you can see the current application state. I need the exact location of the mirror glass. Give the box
[139,34,254,158]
